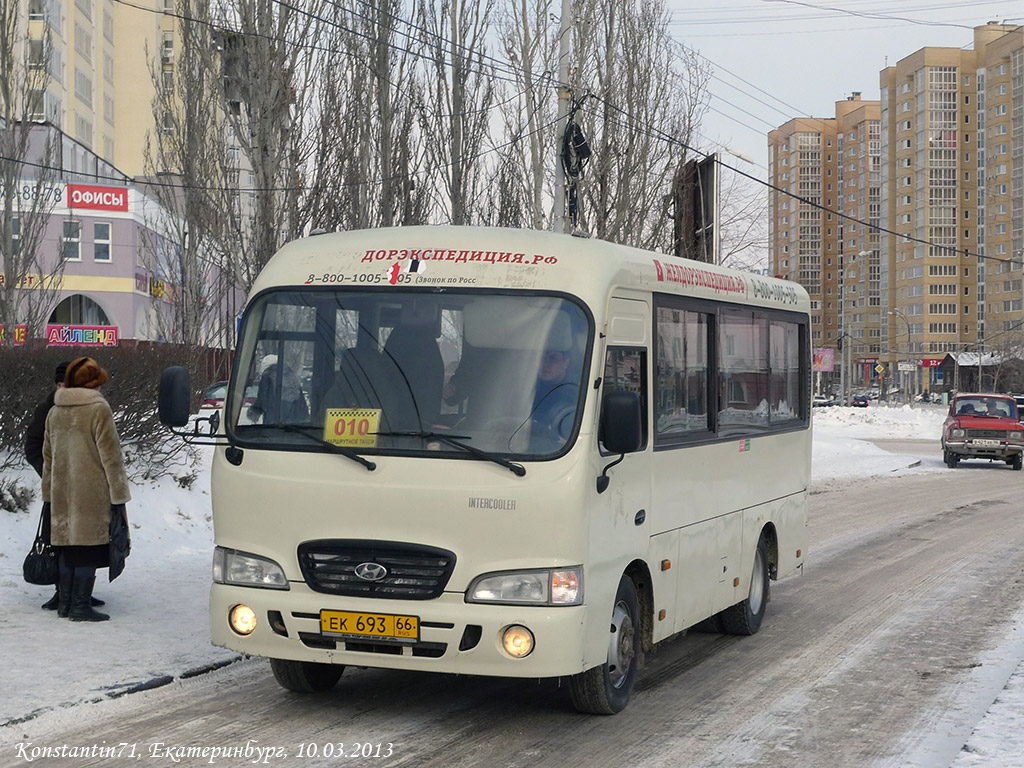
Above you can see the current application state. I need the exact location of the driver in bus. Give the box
[530,347,578,448]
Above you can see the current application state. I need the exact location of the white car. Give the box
[813,396,831,408]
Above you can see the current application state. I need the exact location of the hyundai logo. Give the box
[354,562,388,582]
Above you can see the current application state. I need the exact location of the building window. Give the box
[63,221,81,261]
[74,68,92,107]
[93,222,110,262]
[161,31,174,63]
[49,294,111,326]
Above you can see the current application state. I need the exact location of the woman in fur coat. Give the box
[42,357,131,622]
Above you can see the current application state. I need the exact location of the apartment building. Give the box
[880,23,1021,397]
[768,93,880,392]
[770,22,1023,398]
[22,0,179,174]
[9,0,247,347]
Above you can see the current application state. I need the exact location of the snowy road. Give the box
[5,466,1023,768]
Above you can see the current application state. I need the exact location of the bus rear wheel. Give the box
[569,575,640,715]
[720,532,770,636]
[270,658,344,693]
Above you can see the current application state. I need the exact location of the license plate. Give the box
[320,610,419,642]
[973,439,1000,447]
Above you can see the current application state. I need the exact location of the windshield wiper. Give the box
[274,424,376,471]
[373,430,526,477]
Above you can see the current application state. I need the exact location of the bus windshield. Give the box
[228,290,591,459]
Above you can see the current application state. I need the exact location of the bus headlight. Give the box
[213,547,290,589]
[467,567,583,606]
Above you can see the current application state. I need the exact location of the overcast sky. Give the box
[665,0,1024,178]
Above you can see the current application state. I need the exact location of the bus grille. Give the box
[297,540,456,600]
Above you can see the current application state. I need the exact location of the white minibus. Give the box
[160,226,810,714]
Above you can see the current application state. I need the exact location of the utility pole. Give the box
[552,0,573,234]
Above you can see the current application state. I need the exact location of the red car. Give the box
[198,381,258,410]
[941,393,1024,470]
[198,381,228,409]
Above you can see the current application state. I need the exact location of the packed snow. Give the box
[0,402,1021,765]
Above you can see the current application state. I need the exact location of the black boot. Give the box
[46,588,104,610]
[69,575,109,622]
[57,571,73,618]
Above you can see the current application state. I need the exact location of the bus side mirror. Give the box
[159,366,191,427]
[600,391,642,454]
[597,391,642,493]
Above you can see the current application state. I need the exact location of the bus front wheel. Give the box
[720,532,770,636]
[568,575,640,715]
[269,658,344,693]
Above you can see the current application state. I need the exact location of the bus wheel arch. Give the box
[720,527,773,636]
[760,522,779,580]
[568,568,646,715]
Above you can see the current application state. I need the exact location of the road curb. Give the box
[0,655,244,729]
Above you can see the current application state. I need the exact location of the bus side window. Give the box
[601,347,648,452]
[654,303,712,443]
[718,309,770,432]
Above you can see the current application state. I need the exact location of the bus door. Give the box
[599,297,665,636]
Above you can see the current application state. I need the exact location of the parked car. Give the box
[198,381,258,411]
[813,395,831,407]
[1013,394,1024,415]
[851,395,869,407]
[941,393,1024,470]
[198,381,228,409]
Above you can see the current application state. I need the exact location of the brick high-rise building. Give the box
[880,22,1021,397]
[768,93,880,394]
[770,22,1022,399]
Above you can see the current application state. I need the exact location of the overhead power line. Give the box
[581,94,1023,270]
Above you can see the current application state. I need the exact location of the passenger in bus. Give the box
[249,356,309,424]
[383,307,444,429]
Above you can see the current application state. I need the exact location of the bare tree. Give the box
[0,0,65,346]
[417,0,496,225]
[304,0,429,232]
[717,171,769,272]
[142,0,234,350]
[485,0,559,230]
[201,0,326,291]
[568,0,710,251]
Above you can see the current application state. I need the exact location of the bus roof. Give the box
[252,226,810,314]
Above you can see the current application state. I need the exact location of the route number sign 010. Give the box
[323,408,381,447]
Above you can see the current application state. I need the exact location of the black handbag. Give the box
[23,507,58,586]
[108,503,131,582]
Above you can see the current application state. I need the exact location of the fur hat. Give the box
[54,361,70,384]
[65,357,109,389]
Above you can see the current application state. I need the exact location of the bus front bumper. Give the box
[210,583,590,679]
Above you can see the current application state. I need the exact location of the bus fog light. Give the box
[229,604,257,635]
[502,625,534,658]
